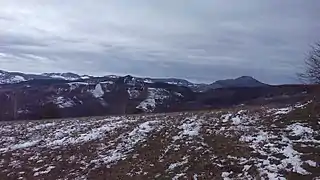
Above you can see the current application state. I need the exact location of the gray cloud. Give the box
[0,0,319,84]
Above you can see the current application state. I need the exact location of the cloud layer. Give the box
[0,0,319,84]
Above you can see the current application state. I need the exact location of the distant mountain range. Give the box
[0,69,267,91]
[1,69,316,122]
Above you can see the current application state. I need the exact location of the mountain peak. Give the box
[210,76,267,89]
[236,76,256,80]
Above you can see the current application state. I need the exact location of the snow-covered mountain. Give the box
[41,72,82,81]
[0,70,316,122]
[0,70,25,84]
[0,70,268,92]
[0,70,49,84]
[0,70,91,84]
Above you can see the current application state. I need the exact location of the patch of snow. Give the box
[240,130,276,144]
[243,165,251,171]
[100,81,114,84]
[273,107,293,115]
[68,82,89,90]
[181,122,201,137]
[127,88,141,99]
[17,109,30,114]
[92,120,161,165]
[48,117,128,147]
[233,105,317,179]
[74,121,126,143]
[137,99,155,112]
[294,101,312,108]
[280,143,309,175]
[11,75,26,82]
[1,140,40,152]
[286,123,314,136]
[231,116,242,125]
[91,84,104,98]
[173,117,201,141]
[305,160,317,167]
[47,74,79,81]
[33,122,56,130]
[221,113,232,122]
[34,166,55,176]
[167,81,178,85]
[221,172,232,180]
[107,75,119,79]
[193,174,198,180]
[80,75,90,79]
[49,75,68,80]
[174,92,183,97]
[0,75,27,84]
[240,129,310,178]
[9,160,21,168]
[12,140,40,150]
[172,173,186,180]
[143,79,153,83]
[54,96,75,108]
[167,156,189,171]
[137,88,169,112]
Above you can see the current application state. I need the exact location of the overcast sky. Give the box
[0,0,319,84]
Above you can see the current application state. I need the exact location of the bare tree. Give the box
[298,42,320,84]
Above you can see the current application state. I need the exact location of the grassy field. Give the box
[0,101,319,180]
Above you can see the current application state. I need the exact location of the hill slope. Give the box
[0,101,319,179]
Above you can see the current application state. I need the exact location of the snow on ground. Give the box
[167,156,189,171]
[172,173,186,180]
[267,106,296,116]
[0,117,131,153]
[34,165,55,177]
[0,140,40,152]
[48,118,132,147]
[137,88,169,112]
[127,88,141,99]
[0,75,26,84]
[45,74,79,81]
[228,105,319,179]
[100,81,114,84]
[11,75,26,82]
[91,120,162,166]
[90,83,104,98]
[286,123,314,137]
[68,82,89,90]
[80,75,90,79]
[107,75,119,79]
[172,117,202,141]
[0,102,319,179]
[53,96,76,108]
[143,79,153,83]
[174,92,184,97]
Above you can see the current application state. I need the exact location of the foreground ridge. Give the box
[0,102,319,179]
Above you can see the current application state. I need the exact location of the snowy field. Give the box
[0,102,319,180]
